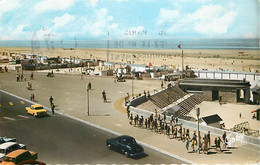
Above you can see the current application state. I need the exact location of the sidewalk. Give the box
[0,70,259,164]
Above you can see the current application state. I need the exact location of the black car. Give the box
[106,135,144,157]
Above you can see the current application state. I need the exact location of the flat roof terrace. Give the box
[179,78,251,89]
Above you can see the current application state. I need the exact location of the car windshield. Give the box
[34,106,43,110]
[0,149,5,154]
[125,138,137,145]
[3,157,15,162]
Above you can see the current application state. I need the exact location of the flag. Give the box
[178,44,181,49]
[149,62,152,67]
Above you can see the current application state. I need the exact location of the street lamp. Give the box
[196,107,200,154]
[86,84,90,116]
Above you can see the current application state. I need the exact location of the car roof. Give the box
[31,104,43,108]
[5,149,27,158]
[0,142,17,149]
[118,135,134,139]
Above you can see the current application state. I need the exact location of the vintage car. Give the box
[1,149,38,165]
[106,135,144,157]
[0,142,26,162]
[0,137,16,145]
[25,104,47,117]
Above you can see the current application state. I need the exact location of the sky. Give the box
[0,0,258,40]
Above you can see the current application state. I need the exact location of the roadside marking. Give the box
[3,117,15,121]
[9,102,13,106]
[17,115,29,119]
[20,101,25,104]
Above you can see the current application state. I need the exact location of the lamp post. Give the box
[196,107,200,154]
[86,84,90,116]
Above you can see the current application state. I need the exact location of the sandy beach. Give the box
[0,47,259,72]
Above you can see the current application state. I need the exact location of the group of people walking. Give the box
[128,112,229,154]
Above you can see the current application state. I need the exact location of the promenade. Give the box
[0,70,259,164]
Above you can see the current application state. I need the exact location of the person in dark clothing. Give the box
[102,90,107,102]
[51,104,55,114]
[129,114,133,125]
[88,82,92,90]
[49,96,53,105]
[207,131,211,147]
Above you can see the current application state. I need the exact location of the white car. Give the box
[0,142,26,162]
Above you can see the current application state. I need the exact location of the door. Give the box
[212,90,219,101]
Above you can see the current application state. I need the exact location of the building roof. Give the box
[202,114,223,124]
[179,78,251,89]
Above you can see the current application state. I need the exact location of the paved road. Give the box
[0,91,187,164]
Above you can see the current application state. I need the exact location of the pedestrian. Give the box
[186,128,190,138]
[147,90,150,99]
[144,90,146,97]
[204,135,208,154]
[102,90,107,102]
[161,81,164,89]
[217,137,223,152]
[30,94,33,101]
[4,66,8,72]
[155,109,158,119]
[129,114,133,125]
[88,82,92,90]
[139,116,143,127]
[16,74,19,82]
[222,131,228,148]
[126,106,130,118]
[239,113,242,118]
[185,138,190,152]
[207,131,211,147]
[175,117,178,125]
[49,96,54,105]
[30,72,34,80]
[163,113,166,122]
[145,118,148,129]
[32,94,35,101]
[51,104,55,114]
[191,138,195,152]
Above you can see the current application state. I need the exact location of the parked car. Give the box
[1,149,38,165]
[106,135,144,157]
[0,137,16,145]
[0,142,26,162]
[25,104,47,117]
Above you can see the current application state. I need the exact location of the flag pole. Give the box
[182,49,184,74]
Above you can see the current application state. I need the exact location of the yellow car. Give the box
[26,104,47,117]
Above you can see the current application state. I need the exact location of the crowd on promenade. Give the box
[126,107,229,154]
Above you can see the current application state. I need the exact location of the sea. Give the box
[0,38,259,50]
